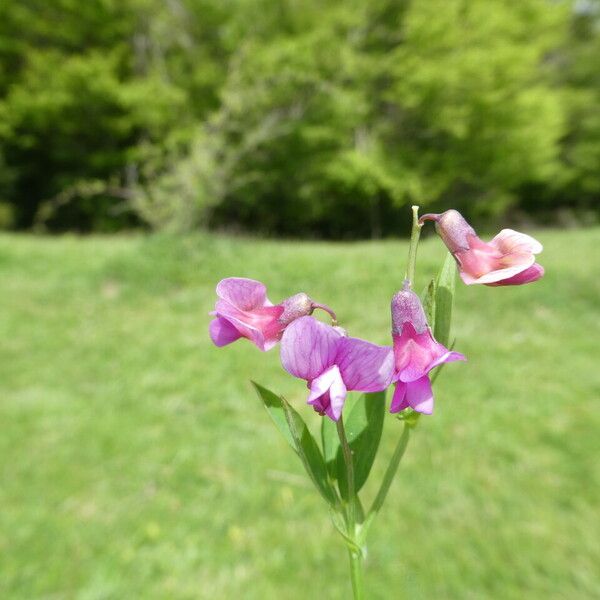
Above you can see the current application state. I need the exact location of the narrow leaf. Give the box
[252,381,338,506]
[434,252,456,347]
[321,416,338,479]
[421,278,436,328]
[282,400,339,506]
[252,381,295,449]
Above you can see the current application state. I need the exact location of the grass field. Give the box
[1,228,599,599]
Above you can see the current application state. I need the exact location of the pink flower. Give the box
[280,316,394,421]
[390,282,465,415]
[210,278,333,351]
[420,210,544,286]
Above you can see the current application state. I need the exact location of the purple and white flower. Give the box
[280,316,394,421]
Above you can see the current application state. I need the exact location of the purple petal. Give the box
[216,278,270,311]
[209,317,242,347]
[307,365,347,421]
[390,381,409,413]
[336,337,394,392]
[214,301,283,351]
[280,317,342,381]
[406,376,434,414]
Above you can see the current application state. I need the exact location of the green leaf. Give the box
[421,278,436,328]
[282,400,339,506]
[251,381,295,449]
[322,391,386,500]
[252,381,338,506]
[321,415,338,477]
[433,252,456,347]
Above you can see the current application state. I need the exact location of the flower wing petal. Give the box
[428,350,467,372]
[406,376,434,414]
[209,317,242,347]
[390,381,409,413]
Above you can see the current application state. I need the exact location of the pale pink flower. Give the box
[420,210,544,286]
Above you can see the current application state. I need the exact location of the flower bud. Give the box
[279,293,314,325]
[391,281,428,335]
[420,210,476,254]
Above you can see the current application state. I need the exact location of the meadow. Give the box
[1,228,599,599]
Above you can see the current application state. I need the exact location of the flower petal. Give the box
[280,316,342,381]
[485,263,545,286]
[308,365,347,421]
[390,381,409,413]
[459,258,535,285]
[214,300,283,351]
[336,337,394,392]
[394,324,457,382]
[406,376,434,414]
[216,277,271,310]
[209,317,242,347]
[428,350,467,371]
[489,229,543,255]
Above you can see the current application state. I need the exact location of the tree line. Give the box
[1,0,598,237]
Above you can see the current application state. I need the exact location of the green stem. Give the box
[367,423,411,520]
[405,205,422,286]
[348,548,365,600]
[337,416,364,599]
[336,416,356,525]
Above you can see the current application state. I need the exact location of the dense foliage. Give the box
[0,0,598,235]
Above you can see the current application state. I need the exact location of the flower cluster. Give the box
[210,211,544,420]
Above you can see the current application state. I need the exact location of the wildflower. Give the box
[420,210,544,286]
[390,282,465,414]
[280,316,394,421]
[210,278,334,351]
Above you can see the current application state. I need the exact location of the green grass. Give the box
[0,228,599,599]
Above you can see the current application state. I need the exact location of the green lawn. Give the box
[1,229,599,599]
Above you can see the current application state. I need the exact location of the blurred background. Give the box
[0,0,599,237]
[1,1,599,599]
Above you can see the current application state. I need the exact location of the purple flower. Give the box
[420,210,544,286]
[209,278,328,351]
[390,282,465,415]
[280,316,394,421]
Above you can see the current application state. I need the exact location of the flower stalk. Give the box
[405,205,422,286]
[336,415,365,599]
[311,301,338,325]
[336,416,356,526]
[347,549,365,600]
